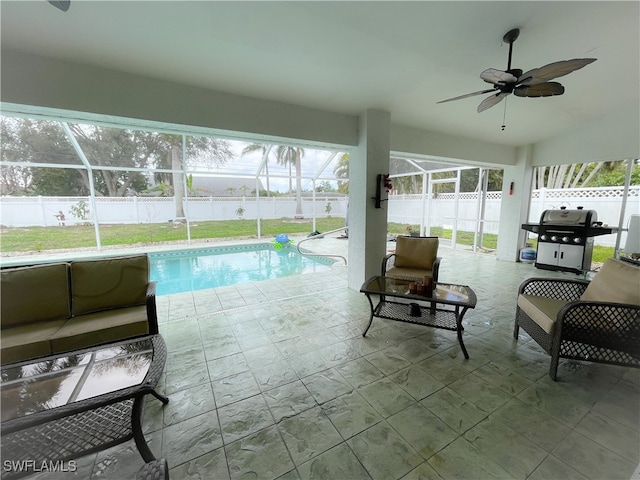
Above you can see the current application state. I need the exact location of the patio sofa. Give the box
[1,254,159,365]
[514,257,640,380]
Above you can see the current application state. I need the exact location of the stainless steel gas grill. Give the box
[521,207,616,274]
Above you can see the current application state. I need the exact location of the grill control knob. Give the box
[540,234,547,241]
[573,237,582,244]
[562,236,570,243]
[551,235,558,242]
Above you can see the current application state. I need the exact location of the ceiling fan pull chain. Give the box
[501,97,508,131]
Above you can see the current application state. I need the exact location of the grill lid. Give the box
[540,207,597,226]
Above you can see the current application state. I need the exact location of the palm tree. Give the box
[275,146,305,218]
[242,143,273,196]
[333,152,350,194]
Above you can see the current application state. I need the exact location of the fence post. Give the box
[39,195,47,226]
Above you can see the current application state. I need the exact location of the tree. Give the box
[242,143,273,196]
[1,117,234,219]
[30,168,89,196]
[274,146,305,218]
[333,153,350,194]
[533,160,639,189]
[0,165,32,195]
[584,159,640,187]
[67,124,161,197]
[315,181,335,193]
[1,117,84,195]
[137,133,233,218]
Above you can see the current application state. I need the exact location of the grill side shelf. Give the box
[521,223,617,238]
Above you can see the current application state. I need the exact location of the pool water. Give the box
[149,243,334,295]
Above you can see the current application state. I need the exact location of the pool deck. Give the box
[4,235,639,480]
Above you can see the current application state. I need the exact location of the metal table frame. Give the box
[1,335,169,480]
[360,276,477,359]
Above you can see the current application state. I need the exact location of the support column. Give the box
[348,110,391,290]
[496,144,534,261]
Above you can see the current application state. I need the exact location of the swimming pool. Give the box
[149,243,335,295]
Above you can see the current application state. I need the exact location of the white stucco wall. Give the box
[531,106,640,166]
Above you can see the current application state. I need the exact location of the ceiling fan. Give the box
[437,28,596,114]
[48,1,70,12]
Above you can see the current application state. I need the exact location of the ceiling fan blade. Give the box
[514,82,565,97]
[517,58,596,86]
[477,92,510,113]
[437,88,497,104]
[48,0,70,11]
[480,68,518,86]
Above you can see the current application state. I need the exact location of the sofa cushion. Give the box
[71,254,149,316]
[1,263,71,328]
[517,294,569,334]
[581,258,640,306]
[0,319,67,365]
[394,236,439,270]
[50,306,150,354]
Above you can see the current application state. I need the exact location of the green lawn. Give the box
[0,218,348,254]
[1,218,614,263]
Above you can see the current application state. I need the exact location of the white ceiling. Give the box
[1,1,638,148]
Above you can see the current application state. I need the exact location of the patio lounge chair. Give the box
[514,257,640,380]
[383,235,440,282]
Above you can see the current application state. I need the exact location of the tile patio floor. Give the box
[23,242,640,480]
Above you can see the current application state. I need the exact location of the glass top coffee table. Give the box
[1,335,168,479]
[360,276,477,359]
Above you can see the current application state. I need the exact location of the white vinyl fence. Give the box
[387,186,639,247]
[1,186,638,247]
[0,196,349,227]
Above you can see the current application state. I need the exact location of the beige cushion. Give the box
[394,236,439,270]
[517,294,569,334]
[1,263,71,328]
[581,258,640,306]
[71,254,149,316]
[50,306,150,354]
[0,319,67,364]
[386,266,435,281]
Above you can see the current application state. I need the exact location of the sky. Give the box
[211,140,345,193]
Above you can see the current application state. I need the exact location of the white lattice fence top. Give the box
[391,186,639,201]
[532,186,639,199]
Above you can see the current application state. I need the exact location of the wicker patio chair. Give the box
[136,458,169,480]
[514,258,640,380]
[383,236,441,283]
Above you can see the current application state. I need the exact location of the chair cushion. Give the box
[581,258,640,306]
[394,236,439,270]
[71,254,149,316]
[517,294,569,334]
[1,263,71,328]
[386,266,435,281]
[0,319,67,365]
[50,306,150,354]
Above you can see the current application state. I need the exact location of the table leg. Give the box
[150,389,169,404]
[362,294,375,337]
[456,307,470,359]
[132,391,169,462]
